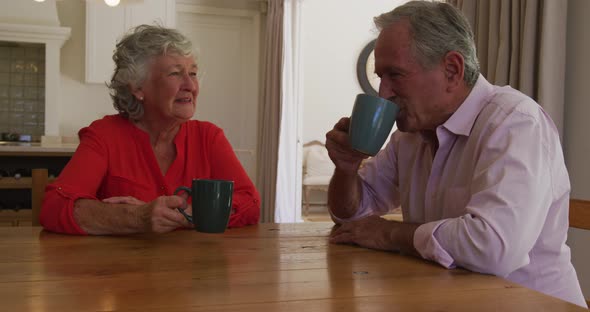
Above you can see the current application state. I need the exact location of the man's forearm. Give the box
[390,221,420,257]
[73,199,148,235]
[328,169,363,220]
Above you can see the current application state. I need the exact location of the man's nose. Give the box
[378,80,396,99]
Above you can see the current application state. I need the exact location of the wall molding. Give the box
[0,22,71,137]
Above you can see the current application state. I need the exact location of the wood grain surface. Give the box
[0,223,586,311]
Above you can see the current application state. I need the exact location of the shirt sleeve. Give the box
[39,127,108,235]
[208,129,260,227]
[330,132,401,223]
[414,110,558,277]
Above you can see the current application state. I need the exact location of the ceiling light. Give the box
[34,0,46,2]
[104,0,121,7]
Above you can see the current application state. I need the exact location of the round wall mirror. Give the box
[356,39,380,96]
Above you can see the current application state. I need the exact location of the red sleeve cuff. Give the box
[40,184,98,235]
[228,195,260,227]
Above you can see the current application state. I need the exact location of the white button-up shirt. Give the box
[351,75,586,307]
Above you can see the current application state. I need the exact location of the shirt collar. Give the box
[441,74,494,137]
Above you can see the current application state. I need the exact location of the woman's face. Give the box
[135,53,199,124]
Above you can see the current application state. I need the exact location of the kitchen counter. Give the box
[0,141,77,156]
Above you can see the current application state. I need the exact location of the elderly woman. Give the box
[40,25,260,235]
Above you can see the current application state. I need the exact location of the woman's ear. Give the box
[130,84,144,101]
[443,51,465,90]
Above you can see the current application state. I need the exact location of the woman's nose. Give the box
[182,73,198,91]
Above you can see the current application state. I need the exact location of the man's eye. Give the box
[169,72,180,76]
[189,72,198,77]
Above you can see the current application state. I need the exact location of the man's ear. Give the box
[443,51,465,90]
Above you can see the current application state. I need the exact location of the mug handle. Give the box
[174,186,193,224]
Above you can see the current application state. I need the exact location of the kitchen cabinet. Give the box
[85,0,176,84]
[0,144,74,226]
[0,176,33,226]
[0,171,53,226]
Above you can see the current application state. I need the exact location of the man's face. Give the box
[374,20,452,132]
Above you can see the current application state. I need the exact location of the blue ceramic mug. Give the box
[348,94,400,156]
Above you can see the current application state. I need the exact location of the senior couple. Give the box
[39,1,586,308]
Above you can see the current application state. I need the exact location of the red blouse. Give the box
[40,115,260,234]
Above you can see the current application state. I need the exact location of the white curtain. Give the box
[275,0,304,222]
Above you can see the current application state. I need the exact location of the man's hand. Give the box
[325,117,369,173]
[330,215,397,251]
[330,215,420,255]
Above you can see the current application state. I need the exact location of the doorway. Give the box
[177,4,262,185]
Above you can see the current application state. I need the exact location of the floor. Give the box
[302,206,332,222]
[302,205,403,222]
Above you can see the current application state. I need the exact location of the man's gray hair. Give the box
[374,1,480,86]
[107,24,194,120]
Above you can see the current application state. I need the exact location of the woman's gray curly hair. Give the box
[374,1,480,87]
[107,24,194,120]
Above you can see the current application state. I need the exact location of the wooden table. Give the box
[0,223,586,311]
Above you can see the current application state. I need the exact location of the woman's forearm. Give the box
[73,199,149,235]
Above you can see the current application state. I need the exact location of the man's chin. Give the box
[396,120,410,132]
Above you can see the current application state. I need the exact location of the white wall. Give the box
[0,0,61,26]
[57,1,114,137]
[56,0,406,141]
[56,0,263,137]
[564,0,590,301]
[301,0,405,144]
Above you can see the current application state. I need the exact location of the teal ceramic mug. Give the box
[349,94,400,156]
[175,179,234,233]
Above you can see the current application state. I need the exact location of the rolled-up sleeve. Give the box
[413,111,555,277]
[39,127,107,235]
[414,220,456,268]
[330,133,402,224]
[208,129,260,227]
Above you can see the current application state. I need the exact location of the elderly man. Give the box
[326,1,586,307]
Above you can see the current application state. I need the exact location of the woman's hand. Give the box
[139,195,192,233]
[325,117,369,174]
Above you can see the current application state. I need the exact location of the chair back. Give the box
[569,199,590,308]
[301,141,335,217]
[31,168,49,226]
[302,140,335,185]
[570,199,590,230]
